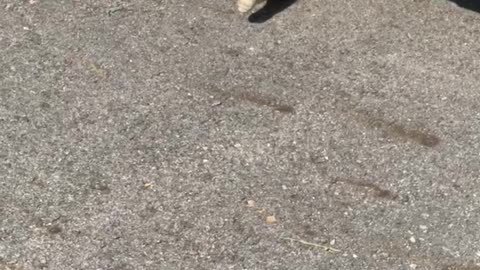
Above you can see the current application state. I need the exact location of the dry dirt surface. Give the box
[1,0,480,269]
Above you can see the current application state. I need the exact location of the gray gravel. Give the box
[1,0,480,269]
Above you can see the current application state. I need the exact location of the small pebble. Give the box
[266,216,277,224]
[409,236,416,243]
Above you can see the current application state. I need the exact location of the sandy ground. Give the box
[1,0,480,269]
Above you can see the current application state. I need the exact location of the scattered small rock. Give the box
[266,215,277,224]
[143,182,154,189]
[256,208,266,214]
[246,200,255,207]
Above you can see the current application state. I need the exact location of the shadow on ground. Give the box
[448,0,480,13]
[248,0,297,23]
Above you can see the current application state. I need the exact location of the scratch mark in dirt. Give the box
[206,84,295,113]
[332,178,398,200]
[354,109,440,147]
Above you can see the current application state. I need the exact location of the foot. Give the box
[237,0,258,13]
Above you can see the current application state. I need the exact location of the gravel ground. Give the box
[1,0,480,269]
